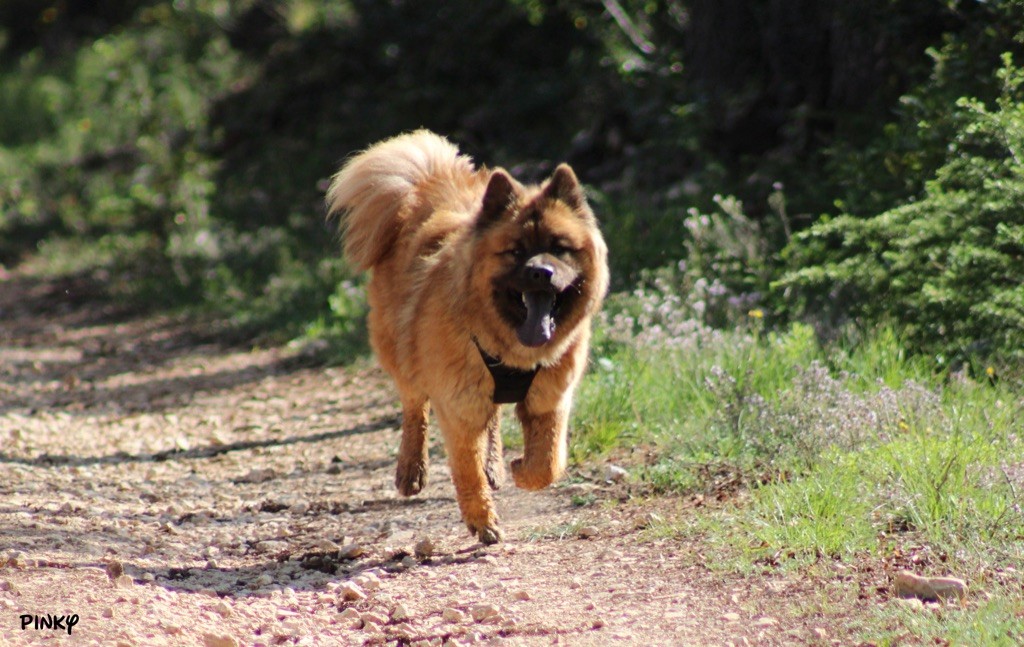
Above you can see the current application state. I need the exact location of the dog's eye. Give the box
[550,242,575,256]
[503,247,526,259]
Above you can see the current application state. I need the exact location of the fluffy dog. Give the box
[326,131,608,543]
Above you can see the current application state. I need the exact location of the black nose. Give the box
[527,263,554,283]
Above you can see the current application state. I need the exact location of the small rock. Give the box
[894,570,968,601]
[254,573,273,587]
[392,603,411,621]
[353,572,381,590]
[105,560,124,581]
[236,468,276,484]
[442,607,466,623]
[114,574,134,589]
[391,622,415,638]
[338,581,367,601]
[592,618,606,629]
[212,601,233,618]
[753,616,778,626]
[338,608,362,621]
[604,464,628,483]
[721,612,740,622]
[470,603,500,622]
[414,538,435,558]
[811,628,828,639]
[513,590,531,601]
[256,540,288,555]
[202,633,239,647]
[577,526,599,539]
[290,501,309,515]
[339,543,365,559]
[162,624,182,635]
[361,611,388,628]
[316,539,341,552]
[101,607,115,618]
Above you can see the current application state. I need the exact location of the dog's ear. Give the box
[478,169,516,227]
[543,164,586,210]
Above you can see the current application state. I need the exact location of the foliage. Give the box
[781,55,1024,368]
[3,0,1024,360]
[574,270,1024,641]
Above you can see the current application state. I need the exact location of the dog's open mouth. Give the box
[513,290,557,347]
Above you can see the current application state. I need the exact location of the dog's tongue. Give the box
[518,291,556,347]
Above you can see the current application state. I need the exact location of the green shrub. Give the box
[781,55,1024,370]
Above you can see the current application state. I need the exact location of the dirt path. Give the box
[0,274,838,646]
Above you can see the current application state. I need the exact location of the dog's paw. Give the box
[510,457,555,491]
[475,524,504,545]
[395,460,428,496]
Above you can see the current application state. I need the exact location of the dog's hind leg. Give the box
[484,410,505,490]
[395,396,431,496]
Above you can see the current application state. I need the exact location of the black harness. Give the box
[474,339,539,404]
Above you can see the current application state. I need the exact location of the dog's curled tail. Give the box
[326,130,474,271]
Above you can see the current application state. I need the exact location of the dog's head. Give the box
[472,164,608,349]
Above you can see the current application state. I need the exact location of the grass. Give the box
[571,297,1024,643]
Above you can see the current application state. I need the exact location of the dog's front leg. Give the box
[436,405,503,544]
[510,404,569,491]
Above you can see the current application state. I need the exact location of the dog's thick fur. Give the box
[326,131,608,543]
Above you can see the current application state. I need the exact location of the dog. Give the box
[326,130,608,543]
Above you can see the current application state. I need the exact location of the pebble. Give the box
[392,602,411,621]
[721,612,740,622]
[257,540,289,554]
[353,572,381,591]
[114,574,134,589]
[577,526,599,539]
[361,611,388,629]
[442,607,467,623]
[753,616,778,626]
[391,622,415,638]
[894,570,967,601]
[338,582,367,601]
[213,601,233,618]
[316,539,341,552]
[604,464,629,483]
[202,633,239,647]
[339,543,365,559]
[339,608,362,621]
[470,603,500,622]
[513,590,531,601]
[414,538,435,558]
[105,560,124,581]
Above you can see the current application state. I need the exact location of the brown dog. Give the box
[326,131,608,543]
